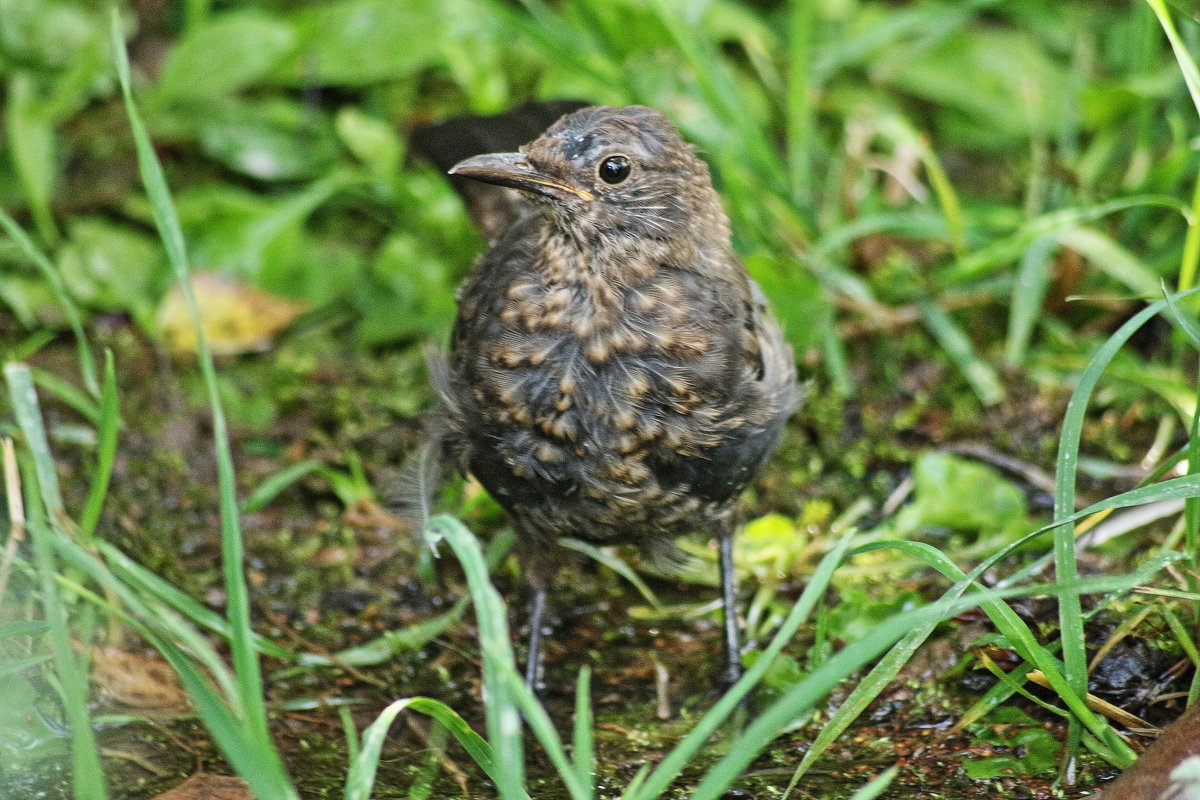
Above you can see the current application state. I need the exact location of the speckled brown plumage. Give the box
[434,104,798,686]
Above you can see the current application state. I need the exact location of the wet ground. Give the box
[1,317,1182,799]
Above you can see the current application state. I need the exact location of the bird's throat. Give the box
[538,220,687,295]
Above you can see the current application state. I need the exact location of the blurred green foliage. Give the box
[4,2,1200,795]
[1,0,1196,400]
[895,452,1032,541]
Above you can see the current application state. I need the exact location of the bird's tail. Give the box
[388,414,450,539]
[385,345,458,539]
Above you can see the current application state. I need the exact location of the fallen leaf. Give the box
[153,773,253,800]
[92,647,190,714]
[157,272,309,356]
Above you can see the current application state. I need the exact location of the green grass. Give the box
[6,362,105,799]
[6,0,1200,797]
[110,13,297,795]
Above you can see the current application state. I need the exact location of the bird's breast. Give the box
[463,272,738,492]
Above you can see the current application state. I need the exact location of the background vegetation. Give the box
[5,0,1200,797]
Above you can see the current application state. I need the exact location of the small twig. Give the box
[1087,607,1153,672]
[142,716,207,760]
[1150,691,1191,705]
[835,289,998,338]
[879,475,913,517]
[0,437,26,601]
[280,711,344,730]
[654,659,672,720]
[99,746,171,777]
[1026,669,1156,734]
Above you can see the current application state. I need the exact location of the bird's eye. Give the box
[597,155,632,184]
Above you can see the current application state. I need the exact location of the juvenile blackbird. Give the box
[433,104,798,687]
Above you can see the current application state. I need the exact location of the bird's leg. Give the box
[717,524,743,691]
[524,583,548,691]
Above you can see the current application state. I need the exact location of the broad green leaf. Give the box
[0,0,101,72]
[746,251,830,354]
[356,233,457,344]
[56,217,168,320]
[896,452,1028,536]
[335,107,401,179]
[277,0,444,87]
[196,99,340,181]
[156,12,295,101]
[5,73,59,243]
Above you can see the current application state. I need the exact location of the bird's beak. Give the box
[449,153,594,201]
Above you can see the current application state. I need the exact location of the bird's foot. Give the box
[718,659,744,695]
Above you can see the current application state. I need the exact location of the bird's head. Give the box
[449,105,729,247]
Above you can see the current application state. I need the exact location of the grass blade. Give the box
[0,438,24,603]
[138,619,296,797]
[426,514,600,800]
[28,367,100,424]
[501,668,594,800]
[847,766,898,800]
[631,526,858,800]
[1053,226,1159,296]
[97,540,295,660]
[1147,0,1200,117]
[1005,235,1056,366]
[297,595,469,668]
[1175,171,1200,294]
[786,0,816,205]
[941,195,1187,286]
[690,570,1148,800]
[872,113,966,255]
[0,620,51,638]
[782,541,967,788]
[79,351,120,541]
[5,73,60,246]
[788,473,1196,787]
[241,459,324,514]
[560,537,661,610]
[110,13,294,792]
[6,365,106,800]
[345,697,498,800]
[643,0,783,196]
[6,363,66,515]
[0,209,98,397]
[111,5,257,721]
[573,667,595,799]
[0,654,53,678]
[1048,291,1188,769]
[917,297,1004,406]
[688,604,943,800]
[51,526,301,797]
[858,541,1136,760]
[424,514,527,799]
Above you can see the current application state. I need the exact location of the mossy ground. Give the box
[2,314,1158,798]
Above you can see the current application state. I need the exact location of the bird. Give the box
[428,104,798,689]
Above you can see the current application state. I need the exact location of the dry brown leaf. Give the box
[91,646,190,714]
[153,773,253,800]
